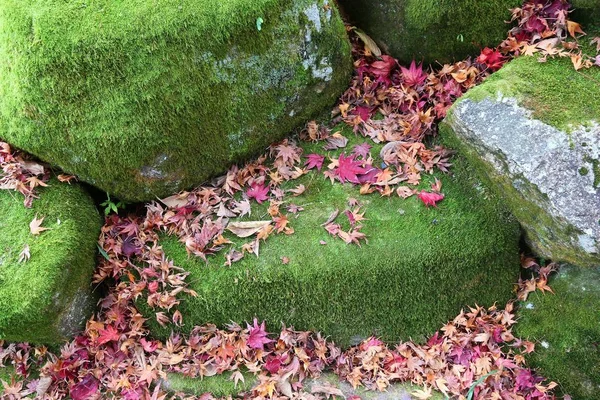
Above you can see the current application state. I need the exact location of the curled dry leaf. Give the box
[226,220,272,238]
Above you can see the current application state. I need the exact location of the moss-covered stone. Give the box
[572,0,600,26]
[0,0,352,202]
[164,371,445,399]
[141,133,520,347]
[0,181,101,344]
[338,0,519,64]
[515,265,600,399]
[443,45,600,267]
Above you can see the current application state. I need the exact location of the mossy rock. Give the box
[0,0,352,202]
[443,42,600,267]
[0,181,101,344]
[142,134,520,347]
[515,265,600,399]
[163,371,445,399]
[337,0,520,64]
[572,0,600,26]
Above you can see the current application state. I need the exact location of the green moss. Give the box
[141,129,520,347]
[579,167,590,176]
[515,265,600,399]
[339,0,520,64]
[165,371,446,399]
[166,371,255,397]
[572,0,600,26]
[462,31,600,132]
[0,180,101,344]
[0,0,352,202]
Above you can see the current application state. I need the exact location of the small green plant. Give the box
[100,194,126,215]
[456,33,464,42]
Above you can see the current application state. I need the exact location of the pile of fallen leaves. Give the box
[1,0,599,399]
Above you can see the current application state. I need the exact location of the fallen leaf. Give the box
[227,221,271,238]
[18,244,30,263]
[30,215,51,235]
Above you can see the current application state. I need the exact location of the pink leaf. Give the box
[246,183,270,204]
[418,191,445,207]
[246,318,273,351]
[305,154,325,171]
[70,375,99,400]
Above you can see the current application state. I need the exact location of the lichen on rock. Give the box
[443,53,600,267]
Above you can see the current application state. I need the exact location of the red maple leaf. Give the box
[477,47,505,71]
[246,183,269,204]
[400,60,428,87]
[97,325,120,345]
[246,318,273,351]
[305,153,325,171]
[333,154,368,184]
[418,191,445,207]
[368,55,396,84]
[70,375,99,400]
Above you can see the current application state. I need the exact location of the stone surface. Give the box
[0,180,101,344]
[141,132,520,347]
[443,55,600,267]
[0,0,352,202]
[338,0,520,64]
[516,265,600,399]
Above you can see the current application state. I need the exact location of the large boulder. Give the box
[442,53,600,267]
[338,0,519,64]
[0,180,101,344]
[0,0,352,202]
[142,135,520,347]
[515,265,600,399]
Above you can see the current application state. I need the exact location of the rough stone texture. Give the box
[516,265,600,399]
[0,0,352,202]
[0,180,101,344]
[338,0,520,64]
[443,54,600,267]
[445,97,600,265]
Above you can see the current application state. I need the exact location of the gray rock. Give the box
[443,60,600,266]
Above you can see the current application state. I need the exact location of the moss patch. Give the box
[339,0,520,64]
[165,371,445,399]
[515,265,600,399]
[0,181,101,344]
[0,0,352,202]
[141,131,520,347]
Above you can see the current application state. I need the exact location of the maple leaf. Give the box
[246,183,269,204]
[368,55,396,84]
[400,60,428,87]
[477,47,505,71]
[352,142,372,159]
[566,20,585,38]
[247,318,273,351]
[592,37,600,52]
[333,154,368,184]
[29,215,51,235]
[97,325,120,345]
[305,153,325,171]
[323,132,349,150]
[418,191,444,207]
[69,375,99,400]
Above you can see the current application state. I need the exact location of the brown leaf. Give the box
[226,221,271,238]
[354,28,382,57]
[159,193,189,208]
[566,20,585,38]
